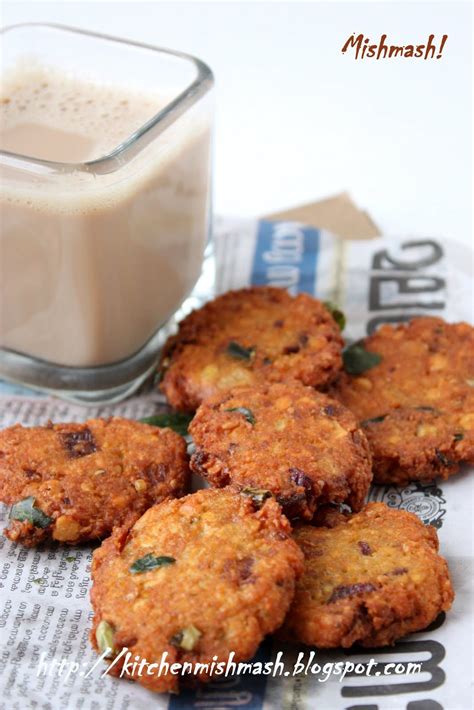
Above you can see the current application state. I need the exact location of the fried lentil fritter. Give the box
[189,382,372,520]
[280,502,454,647]
[159,287,343,412]
[90,487,304,693]
[332,317,474,484]
[0,417,189,546]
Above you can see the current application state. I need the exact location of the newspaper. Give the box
[0,219,472,710]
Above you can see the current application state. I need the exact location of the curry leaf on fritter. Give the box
[140,412,193,437]
[343,342,382,375]
[9,497,52,529]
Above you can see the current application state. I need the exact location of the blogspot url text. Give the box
[37,649,422,683]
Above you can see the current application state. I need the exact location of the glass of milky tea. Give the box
[0,24,214,403]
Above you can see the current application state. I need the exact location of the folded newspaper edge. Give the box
[0,217,472,710]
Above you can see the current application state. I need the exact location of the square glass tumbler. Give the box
[0,23,214,403]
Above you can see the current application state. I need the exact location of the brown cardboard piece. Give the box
[264,191,380,240]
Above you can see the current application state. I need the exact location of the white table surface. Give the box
[2,1,472,247]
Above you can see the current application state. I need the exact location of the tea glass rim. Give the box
[0,22,214,176]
